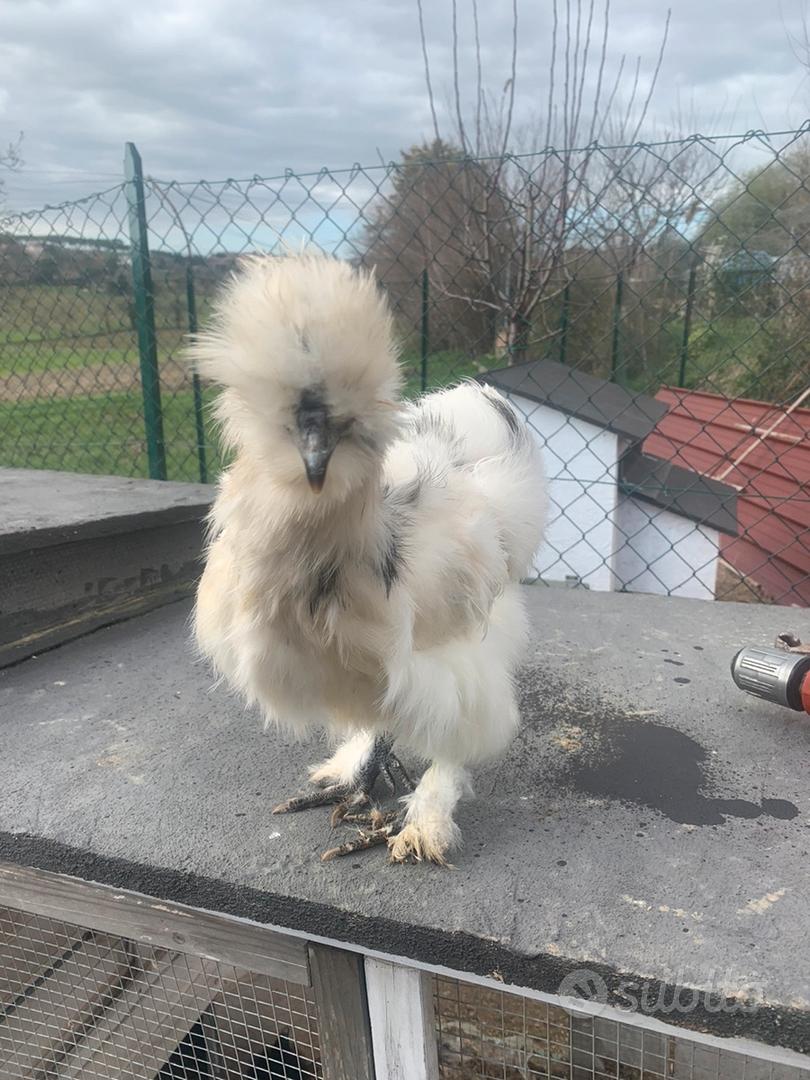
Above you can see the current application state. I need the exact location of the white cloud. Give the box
[0,0,807,211]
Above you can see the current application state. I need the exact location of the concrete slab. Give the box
[0,468,212,664]
[0,469,213,555]
[0,588,808,1053]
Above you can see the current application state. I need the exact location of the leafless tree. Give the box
[361,140,506,355]
[397,2,675,359]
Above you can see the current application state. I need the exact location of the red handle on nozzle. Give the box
[802,671,810,715]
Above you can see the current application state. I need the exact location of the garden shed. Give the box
[645,386,810,607]
[480,359,738,600]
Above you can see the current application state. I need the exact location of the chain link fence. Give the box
[3,900,807,1080]
[1,129,809,605]
[0,903,323,1079]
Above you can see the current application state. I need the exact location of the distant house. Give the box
[479,359,737,600]
[716,249,776,293]
[645,388,810,607]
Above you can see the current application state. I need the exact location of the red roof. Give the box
[644,387,810,606]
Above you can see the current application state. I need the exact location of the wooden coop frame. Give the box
[2,862,809,1080]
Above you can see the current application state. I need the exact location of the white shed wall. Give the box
[509,394,621,591]
[614,496,720,600]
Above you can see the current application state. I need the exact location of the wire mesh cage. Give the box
[432,975,810,1080]
[1,127,809,605]
[0,904,322,1080]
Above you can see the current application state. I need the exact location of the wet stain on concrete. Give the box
[565,718,799,826]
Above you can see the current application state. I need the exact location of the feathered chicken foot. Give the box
[321,808,404,862]
[323,805,454,865]
[271,784,363,816]
[271,734,413,822]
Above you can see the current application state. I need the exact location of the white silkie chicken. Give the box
[190,253,546,865]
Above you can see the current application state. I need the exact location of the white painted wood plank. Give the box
[365,957,439,1080]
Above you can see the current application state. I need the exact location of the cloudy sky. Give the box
[1,0,809,212]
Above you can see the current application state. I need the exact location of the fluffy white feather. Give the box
[190,252,546,863]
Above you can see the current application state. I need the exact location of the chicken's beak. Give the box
[300,440,334,494]
[296,398,337,495]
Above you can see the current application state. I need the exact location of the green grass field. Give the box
[0,280,503,483]
[0,336,493,484]
[0,389,226,482]
[0,283,190,375]
[6,281,790,486]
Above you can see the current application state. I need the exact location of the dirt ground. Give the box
[0,360,192,403]
[715,560,776,604]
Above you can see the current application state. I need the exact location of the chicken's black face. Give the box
[293,388,355,494]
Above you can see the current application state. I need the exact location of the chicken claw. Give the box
[321,808,403,862]
[271,784,356,815]
[321,808,451,866]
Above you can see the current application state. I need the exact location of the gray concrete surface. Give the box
[0,469,213,554]
[1,468,211,664]
[1,588,808,1051]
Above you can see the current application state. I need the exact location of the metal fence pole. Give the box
[678,264,697,389]
[420,268,429,392]
[185,262,208,483]
[558,281,571,366]
[610,270,624,384]
[124,142,167,481]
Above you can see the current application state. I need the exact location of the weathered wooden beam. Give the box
[309,942,376,1080]
[0,861,310,985]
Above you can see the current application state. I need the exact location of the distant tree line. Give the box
[359,134,810,403]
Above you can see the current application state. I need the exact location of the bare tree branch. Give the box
[471,0,484,155]
[451,0,470,154]
[498,0,519,161]
[626,8,671,147]
[586,0,610,146]
[572,0,596,144]
[416,0,441,145]
[373,1,677,364]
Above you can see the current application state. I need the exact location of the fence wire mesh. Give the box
[1,128,809,604]
[432,974,810,1080]
[0,904,322,1079]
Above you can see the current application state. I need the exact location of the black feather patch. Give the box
[309,560,341,616]
[410,409,456,442]
[376,474,422,597]
[487,392,523,441]
[377,525,401,597]
[384,476,421,507]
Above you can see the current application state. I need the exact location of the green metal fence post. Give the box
[124,142,166,480]
[678,264,697,388]
[558,282,571,366]
[420,268,429,392]
[610,270,624,384]
[185,262,208,483]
